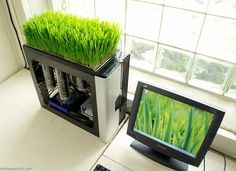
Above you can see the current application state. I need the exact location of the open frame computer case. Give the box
[24,45,130,143]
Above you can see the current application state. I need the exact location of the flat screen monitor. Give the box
[127,81,225,171]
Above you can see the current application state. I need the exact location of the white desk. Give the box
[101,120,236,171]
[0,70,107,171]
[1,69,236,171]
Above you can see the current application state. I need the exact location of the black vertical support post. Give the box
[119,54,130,123]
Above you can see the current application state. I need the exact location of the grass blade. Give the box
[23,11,121,69]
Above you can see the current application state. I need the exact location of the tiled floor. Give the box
[1,69,236,171]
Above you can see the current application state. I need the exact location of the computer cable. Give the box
[210,148,227,171]
[203,157,205,171]
[221,152,226,171]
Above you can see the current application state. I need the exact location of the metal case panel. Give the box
[95,65,121,143]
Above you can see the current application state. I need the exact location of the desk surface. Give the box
[101,120,236,171]
[1,69,236,171]
[0,69,107,171]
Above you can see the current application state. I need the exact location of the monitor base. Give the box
[130,140,188,171]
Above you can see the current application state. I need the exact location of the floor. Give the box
[0,69,236,171]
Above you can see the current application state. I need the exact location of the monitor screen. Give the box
[134,88,214,157]
[127,81,225,170]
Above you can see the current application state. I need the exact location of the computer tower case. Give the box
[23,45,130,143]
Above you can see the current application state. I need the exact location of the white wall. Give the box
[0,1,25,83]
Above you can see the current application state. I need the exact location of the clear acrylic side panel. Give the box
[126,0,162,41]
[159,7,204,51]
[95,0,125,32]
[225,74,236,99]
[197,16,236,63]
[208,0,236,19]
[155,45,193,82]
[164,0,209,12]
[188,55,232,94]
[125,36,157,72]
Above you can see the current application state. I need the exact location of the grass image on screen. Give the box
[134,89,214,156]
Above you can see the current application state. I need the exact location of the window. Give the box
[96,0,125,31]
[125,36,157,72]
[126,0,162,41]
[155,45,193,82]
[225,74,236,99]
[188,55,233,94]
[165,0,209,12]
[44,0,236,133]
[160,7,204,51]
[208,0,236,19]
[197,16,236,63]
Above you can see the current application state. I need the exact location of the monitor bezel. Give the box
[127,81,225,166]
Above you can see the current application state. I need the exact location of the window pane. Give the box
[155,45,193,82]
[188,55,232,93]
[142,0,163,4]
[96,0,125,31]
[125,36,157,72]
[52,0,69,12]
[68,0,94,18]
[208,0,236,19]
[160,7,204,51]
[28,0,50,16]
[197,16,236,63]
[126,0,162,41]
[225,75,236,99]
[118,34,125,52]
[164,0,209,12]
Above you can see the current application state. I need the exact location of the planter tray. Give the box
[23,45,122,78]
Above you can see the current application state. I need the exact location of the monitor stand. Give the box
[130,140,188,171]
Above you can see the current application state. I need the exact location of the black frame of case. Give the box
[23,45,130,137]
